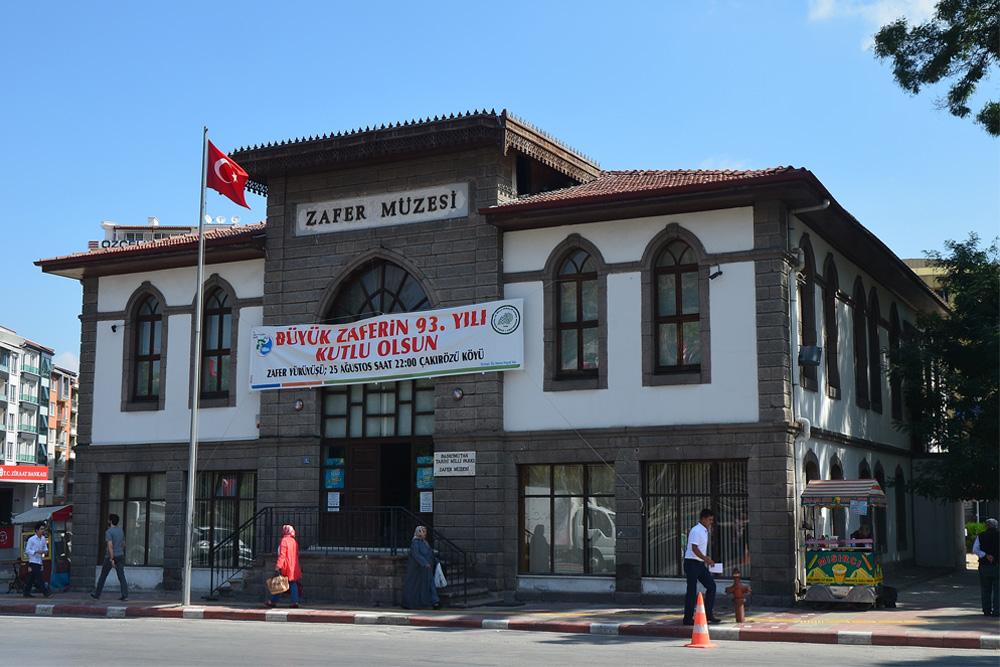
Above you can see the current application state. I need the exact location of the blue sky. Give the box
[3,0,996,373]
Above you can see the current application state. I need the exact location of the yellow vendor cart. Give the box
[800,479,886,610]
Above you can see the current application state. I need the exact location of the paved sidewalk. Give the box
[3,566,997,651]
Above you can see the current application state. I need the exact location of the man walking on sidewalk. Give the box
[973,518,999,617]
[683,508,721,625]
[90,513,129,602]
[23,521,52,598]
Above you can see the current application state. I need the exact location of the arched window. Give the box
[853,278,870,408]
[321,259,435,439]
[556,249,599,377]
[798,237,818,390]
[889,305,902,420]
[804,450,820,483]
[830,459,846,538]
[133,295,162,402]
[326,259,430,325]
[823,257,841,397]
[894,466,907,550]
[654,240,700,373]
[874,463,887,553]
[201,287,232,398]
[868,288,882,413]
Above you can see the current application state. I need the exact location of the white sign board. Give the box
[249,300,523,391]
[420,492,434,513]
[434,451,476,477]
[296,183,468,236]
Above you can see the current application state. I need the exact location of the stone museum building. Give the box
[37,109,956,606]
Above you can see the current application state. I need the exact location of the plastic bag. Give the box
[434,562,447,588]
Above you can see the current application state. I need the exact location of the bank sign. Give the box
[296,183,469,236]
[0,465,49,483]
[249,299,523,391]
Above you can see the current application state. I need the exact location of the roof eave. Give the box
[36,229,267,281]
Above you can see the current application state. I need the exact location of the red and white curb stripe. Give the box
[2,602,997,650]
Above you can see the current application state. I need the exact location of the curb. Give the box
[2,601,997,651]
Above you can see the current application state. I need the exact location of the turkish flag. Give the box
[206,141,251,209]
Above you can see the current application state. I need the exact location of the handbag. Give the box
[433,562,448,589]
[267,574,290,595]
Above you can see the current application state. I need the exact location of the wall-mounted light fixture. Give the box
[709,265,723,280]
[111,324,118,333]
[798,345,823,367]
[452,388,464,401]
[294,399,304,412]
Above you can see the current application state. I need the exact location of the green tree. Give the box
[891,234,999,501]
[873,0,1000,137]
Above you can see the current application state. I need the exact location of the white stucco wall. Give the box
[792,225,920,451]
[91,260,263,445]
[502,209,760,431]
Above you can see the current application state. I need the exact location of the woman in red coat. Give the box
[265,525,303,608]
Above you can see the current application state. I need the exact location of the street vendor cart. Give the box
[800,479,885,609]
[10,504,72,592]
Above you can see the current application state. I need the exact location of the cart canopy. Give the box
[11,504,72,524]
[800,480,886,507]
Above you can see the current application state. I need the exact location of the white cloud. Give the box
[807,0,938,49]
[807,0,937,26]
[53,351,79,374]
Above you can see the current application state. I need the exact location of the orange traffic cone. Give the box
[685,591,718,648]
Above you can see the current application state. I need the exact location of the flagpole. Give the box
[182,126,209,607]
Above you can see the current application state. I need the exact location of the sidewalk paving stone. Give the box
[1,565,997,650]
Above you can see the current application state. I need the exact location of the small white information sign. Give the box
[434,451,476,476]
[327,491,341,512]
[420,492,433,513]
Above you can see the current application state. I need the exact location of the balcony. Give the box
[15,443,40,464]
[17,423,38,434]
[19,393,39,405]
[21,364,41,377]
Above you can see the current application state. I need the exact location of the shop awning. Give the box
[11,504,72,524]
[800,480,887,507]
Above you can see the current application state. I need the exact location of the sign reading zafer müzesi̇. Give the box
[249,299,523,391]
[296,183,469,235]
[434,451,476,477]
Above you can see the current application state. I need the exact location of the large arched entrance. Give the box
[319,260,435,543]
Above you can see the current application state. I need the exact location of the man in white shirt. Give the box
[23,521,51,598]
[683,508,720,625]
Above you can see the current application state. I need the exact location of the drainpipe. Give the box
[786,199,828,594]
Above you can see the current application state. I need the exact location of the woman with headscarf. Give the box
[265,524,303,608]
[401,525,439,609]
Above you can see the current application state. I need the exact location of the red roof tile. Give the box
[488,167,807,212]
[41,222,266,264]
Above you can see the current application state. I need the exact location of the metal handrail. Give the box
[206,506,474,605]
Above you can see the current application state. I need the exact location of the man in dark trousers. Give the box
[972,518,999,617]
[683,508,721,625]
[23,521,51,598]
[89,513,129,602]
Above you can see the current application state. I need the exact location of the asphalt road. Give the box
[6,616,997,666]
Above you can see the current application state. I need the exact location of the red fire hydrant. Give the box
[725,567,751,623]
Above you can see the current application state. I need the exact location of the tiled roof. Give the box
[231,109,601,191]
[489,167,807,211]
[42,221,266,264]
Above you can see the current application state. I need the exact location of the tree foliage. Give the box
[873,0,1000,137]
[890,234,999,502]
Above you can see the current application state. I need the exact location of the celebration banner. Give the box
[249,299,523,391]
